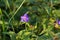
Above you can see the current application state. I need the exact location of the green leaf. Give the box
[52,10,60,17]
[9,31,16,40]
[4,0,10,8]
[3,31,16,40]
[0,8,2,15]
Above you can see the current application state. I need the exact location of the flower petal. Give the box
[20,13,29,22]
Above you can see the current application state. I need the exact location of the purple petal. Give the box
[58,21,60,25]
[21,19,24,22]
[24,13,27,16]
[20,13,29,22]
[24,13,29,17]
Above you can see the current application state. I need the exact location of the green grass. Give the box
[0,0,60,40]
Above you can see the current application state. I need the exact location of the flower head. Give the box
[56,19,60,25]
[20,13,29,22]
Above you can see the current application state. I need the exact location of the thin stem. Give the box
[25,23,27,31]
[2,17,6,40]
[9,0,25,23]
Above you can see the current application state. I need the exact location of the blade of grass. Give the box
[2,19,6,40]
[2,20,6,40]
[4,0,10,8]
[0,8,6,40]
[9,0,25,23]
[2,10,10,19]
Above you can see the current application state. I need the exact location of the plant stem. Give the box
[2,17,6,40]
[9,0,25,23]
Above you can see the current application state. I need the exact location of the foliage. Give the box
[0,0,60,40]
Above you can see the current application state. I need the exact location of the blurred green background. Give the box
[0,0,60,40]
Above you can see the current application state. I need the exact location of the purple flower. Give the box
[56,19,60,25]
[20,13,29,22]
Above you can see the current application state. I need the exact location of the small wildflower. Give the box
[29,25,35,30]
[58,20,60,25]
[20,13,29,22]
